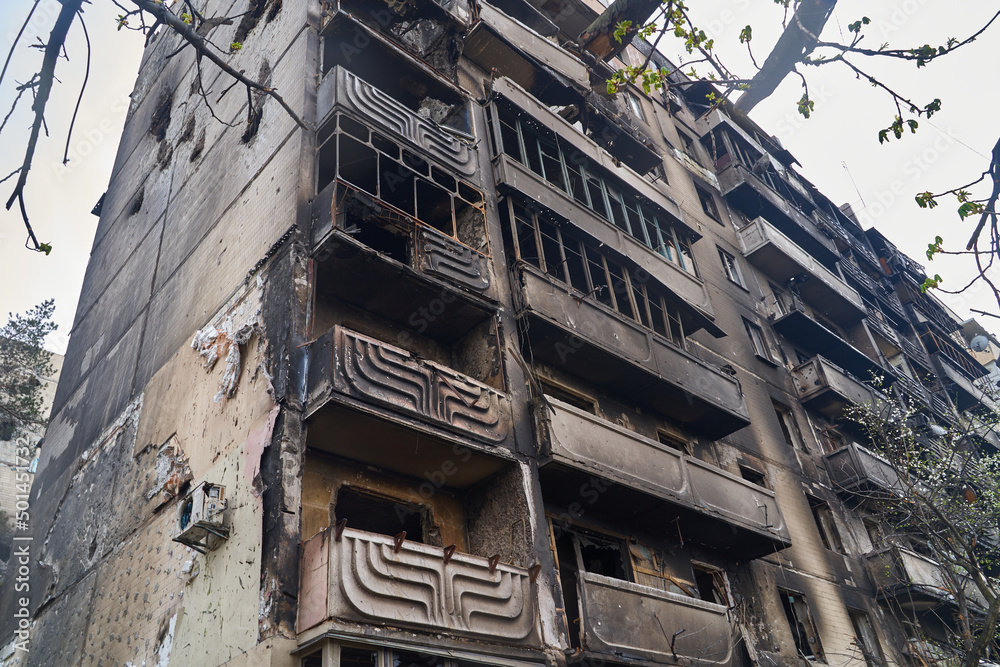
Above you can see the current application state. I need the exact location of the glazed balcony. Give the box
[575,572,734,667]
[739,217,865,323]
[297,528,539,644]
[537,396,788,556]
[791,356,885,421]
[867,546,987,611]
[518,267,750,439]
[824,442,900,497]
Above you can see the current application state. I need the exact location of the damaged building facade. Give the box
[3,0,999,665]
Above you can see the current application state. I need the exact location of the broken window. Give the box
[849,609,885,667]
[739,465,767,489]
[305,642,510,667]
[692,564,729,605]
[745,319,773,363]
[317,114,488,258]
[501,198,689,348]
[657,430,689,454]
[335,487,426,543]
[718,248,746,288]
[779,589,825,661]
[808,496,845,555]
[539,379,597,414]
[696,183,721,222]
[772,401,802,449]
[491,103,696,274]
[626,92,646,122]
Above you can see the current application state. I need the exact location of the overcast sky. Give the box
[0,0,998,354]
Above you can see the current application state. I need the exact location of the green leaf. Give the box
[739,25,752,43]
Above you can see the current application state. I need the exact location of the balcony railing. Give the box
[772,303,882,381]
[297,528,539,644]
[538,395,787,555]
[867,546,987,611]
[576,572,733,667]
[839,259,881,296]
[865,313,899,347]
[824,442,900,496]
[739,217,865,322]
[791,356,884,420]
[302,325,508,444]
[898,335,932,370]
[517,267,751,439]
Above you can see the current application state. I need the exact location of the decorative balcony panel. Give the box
[739,218,865,322]
[298,529,539,644]
[824,442,900,496]
[317,66,477,178]
[577,572,733,667]
[304,325,507,444]
[791,356,883,420]
[417,226,490,293]
[865,314,899,347]
[519,268,750,439]
[465,2,589,95]
[539,396,788,554]
[867,546,987,611]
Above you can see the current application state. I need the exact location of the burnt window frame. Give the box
[807,495,846,555]
[772,400,803,450]
[501,198,688,348]
[490,103,698,277]
[744,318,774,363]
[848,608,886,667]
[778,588,826,662]
[718,247,746,288]
[695,182,722,223]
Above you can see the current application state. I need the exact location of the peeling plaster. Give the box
[245,405,280,498]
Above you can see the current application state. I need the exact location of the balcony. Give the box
[739,218,865,323]
[867,546,987,612]
[302,325,508,445]
[772,301,882,381]
[865,313,899,347]
[317,65,477,179]
[518,267,751,439]
[575,572,733,667]
[791,356,884,421]
[464,1,589,99]
[824,442,900,496]
[537,396,788,556]
[298,528,539,644]
[718,163,839,266]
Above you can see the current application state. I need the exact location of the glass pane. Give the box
[393,651,446,667]
[606,186,629,233]
[563,236,590,293]
[586,173,608,220]
[539,137,567,192]
[498,108,522,163]
[538,219,564,281]
[606,259,634,320]
[649,295,668,338]
[566,158,589,206]
[677,234,696,275]
[585,247,615,309]
[512,202,540,268]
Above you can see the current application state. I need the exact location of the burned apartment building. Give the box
[2,0,998,665]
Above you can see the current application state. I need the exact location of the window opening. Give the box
[693,564,729,605]
[626,92,646,122]
[745,319,773,362]
[779,590,825,661]
[739,465,767,488]
[719,248,746,288]
[772,401,802,449]
[849,610,885,667]
[335,487,425,543]
[696,183,721,222]
[808,496,845,554]
[540,380,597,414]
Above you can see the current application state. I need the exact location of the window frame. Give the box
[695,183,722,223]
[744,318,774,363]
[718,248,746,288]
[778,589,826,662]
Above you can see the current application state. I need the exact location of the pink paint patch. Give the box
[296,530,330,633]
[245,405,280,497]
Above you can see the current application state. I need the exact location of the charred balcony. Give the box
[536,396,788,556]
[297,528,540,647]
[769,294,883,382]
[301,325,509,448]
[791,356,885,422]
[867,546,987,613]
[920,327,993,414]
[824,442,900,498]
[573,573,734,667]
[739,217,865,323]
[514,262,749,438]
[313,67,498,341]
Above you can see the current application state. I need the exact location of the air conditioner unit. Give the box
[173,482,229,554]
